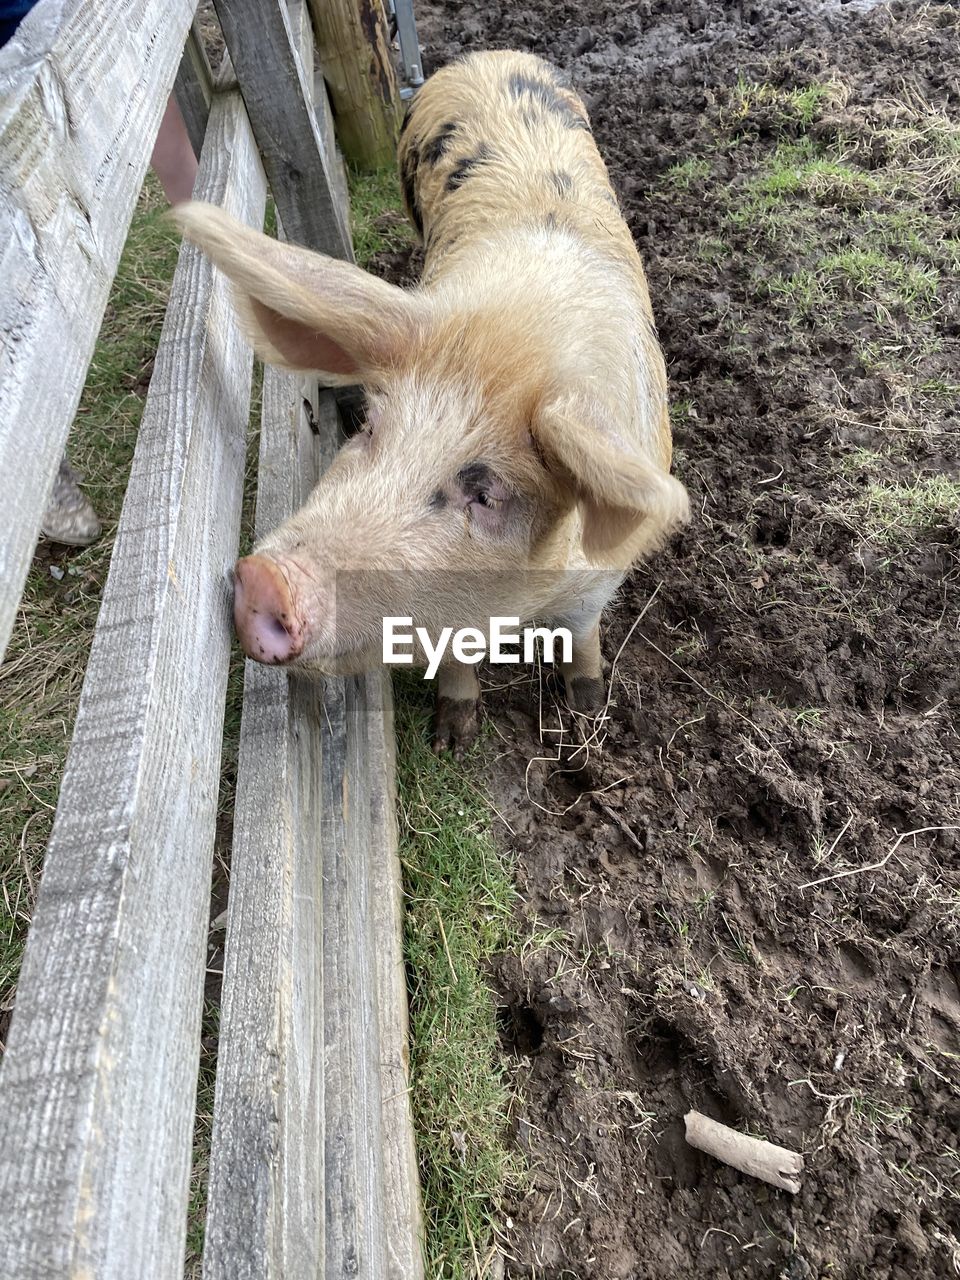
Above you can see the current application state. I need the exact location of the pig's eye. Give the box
[474,490,500,509]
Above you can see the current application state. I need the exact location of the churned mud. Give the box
[375,1,960,1275]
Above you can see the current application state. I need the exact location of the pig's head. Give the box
[175,203,687,675]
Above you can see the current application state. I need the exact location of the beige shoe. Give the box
[40,459,101,547]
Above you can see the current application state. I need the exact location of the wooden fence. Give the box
[0,1,422,1275]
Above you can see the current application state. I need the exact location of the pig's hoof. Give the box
[432,696,479,761]
[565,675,607,715]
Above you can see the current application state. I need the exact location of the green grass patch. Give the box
[759,249,940,321]
[695,234,731,264]
[821,248,940,316]
[840,474,960,545]
[727,77,846,133]
[663,156,712,189]
[748,139,882,205]
[395,675,521,1278]
[348,165,416,266]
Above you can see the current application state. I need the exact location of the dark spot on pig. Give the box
[429,488,448,511]
[457,461,495,494]
[423,121,458,166]
[401,143,424,237]
[549,170,573,198]
[399,103,418,138]
[508,72,558,108]
[508,73,589,131]
[446,143,492,192]
[544,211,559,230]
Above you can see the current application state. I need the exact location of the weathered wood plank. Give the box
[174,21,215,158]
[320,669,391,1279]
[367,668,425,1280]
[207,388,421,1276]
[212,0,353,259]
[287,0,349,214]
[313,397,420,1272]
[308,0,403,170]
[0,91,265,1280]
[0,0,199,664]
[202,373,327,1280]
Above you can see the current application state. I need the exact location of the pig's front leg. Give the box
[559,616,606,714]
[433,661,481,760]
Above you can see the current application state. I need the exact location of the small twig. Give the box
[18,810,44,897]
[435,904,459,986]
[820,813,855,866]
[598,802,644,852]
[521,584,663,816]
[684,1110,803,1194]
[636,631,776,749]
[700,1226,745,1250]
[799,824,960,891]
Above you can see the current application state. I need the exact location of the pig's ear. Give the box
[173,202,422,383]
[535,400,689,559]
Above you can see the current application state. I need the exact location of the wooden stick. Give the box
[684,1111,803,1194]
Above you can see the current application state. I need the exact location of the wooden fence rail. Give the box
[0,0,197,664]
[0,1,422,1275]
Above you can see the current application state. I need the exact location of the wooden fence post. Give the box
[308,0,403,170]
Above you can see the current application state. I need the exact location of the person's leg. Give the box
[150,96,199,205]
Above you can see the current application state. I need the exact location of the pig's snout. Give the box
[233,554,305,664]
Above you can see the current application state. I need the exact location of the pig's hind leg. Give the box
[559,616,606,714]
[433,661,481,760]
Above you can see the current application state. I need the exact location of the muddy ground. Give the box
[376,1,960,1276]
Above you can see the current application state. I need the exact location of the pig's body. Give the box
[176,51,688,754]
[401,52,669,461]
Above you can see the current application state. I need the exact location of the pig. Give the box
[175,49,688,756]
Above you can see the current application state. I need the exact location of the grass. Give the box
[663,157,712,189]
[747,138,882,205]
[727,77,848,132]
[348,164,416,266]
[840,474,960,546]
[395,676,521,1277]
[703,70,960,495]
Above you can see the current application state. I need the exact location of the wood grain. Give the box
[308,0,403,170]
[174,21,215,158]
[287,0,349,216]
[212,0,353,260]
[366,668,426,1280]
[0,91,265,1280]
[0,0,198,664]
[202,370,328,1280]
